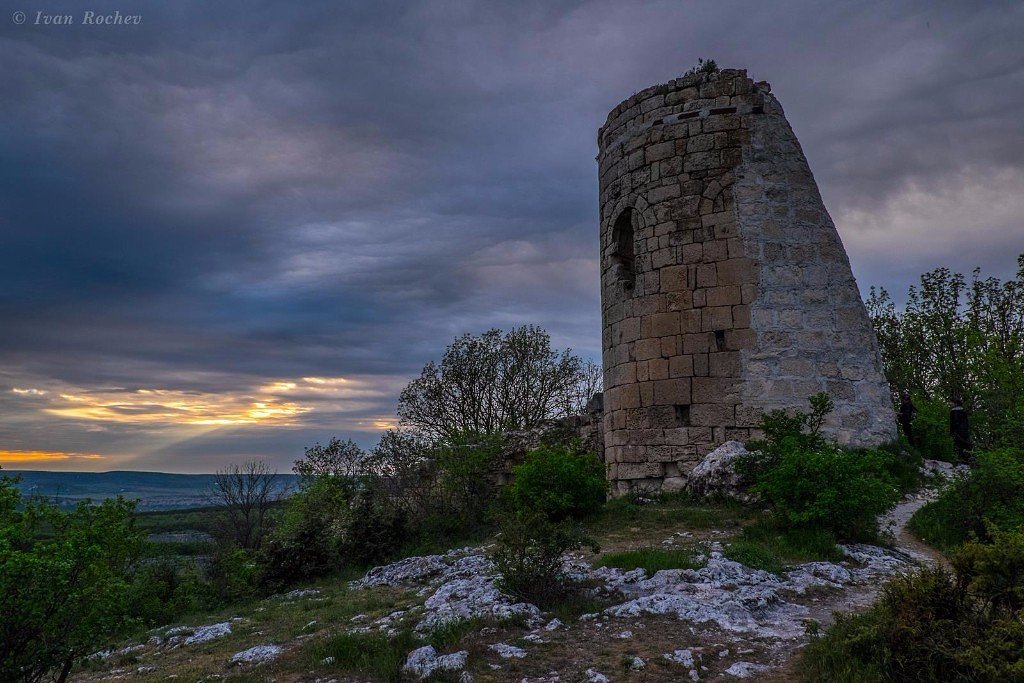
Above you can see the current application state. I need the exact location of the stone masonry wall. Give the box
[597,68,896,496]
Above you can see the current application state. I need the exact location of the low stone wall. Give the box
[491,409,605,488]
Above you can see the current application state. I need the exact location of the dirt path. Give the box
[879,488,948,568]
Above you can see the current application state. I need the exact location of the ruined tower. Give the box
[598,68,896,495]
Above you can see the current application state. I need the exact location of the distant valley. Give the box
[6,470,298,510]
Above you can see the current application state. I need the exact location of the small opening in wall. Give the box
[674,404,691,426]
[610,209,637,291]
[714,330,726,351]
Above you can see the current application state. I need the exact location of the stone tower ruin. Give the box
[598,68,896,495]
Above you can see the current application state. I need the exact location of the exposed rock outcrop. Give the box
[683,440,757,502]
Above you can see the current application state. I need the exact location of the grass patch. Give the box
[307,630,418,682]
[587,493,751,536]
[546,592,608,623]
[426,617,481,651]
[595,547,703,575]
[724,521,843,574]
[907,496,967,554]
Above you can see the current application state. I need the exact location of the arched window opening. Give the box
[610,208,637,291]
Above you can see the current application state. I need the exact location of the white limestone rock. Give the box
[725,661,770,678]
[230,644,282,664]
[488,642,527,658]
[183,622,232,645]
[684,441,758,502]
[402,645,468,680]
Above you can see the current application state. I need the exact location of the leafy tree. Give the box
[866,255,1024,452]
[398,326,594,439]
[0,476,143,683]
[294,437,366,483]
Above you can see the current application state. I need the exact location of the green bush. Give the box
[507,444,606,521]
[259,476,352,587]
[208,548,259,602]
[909,448,1024,552]
[429,432,504,532]
[492,512,598,608]
[801,529,1024,681]
[954,527,1024,614]
[128,560,210,626]
[742,394,901,541]
[753,444,899,541]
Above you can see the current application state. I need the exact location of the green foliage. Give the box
[260,475,353,587]
[0,476,144,683]
[955,527,1024,614]
[507,444,606,522]
[909,396,957,462]
[208,547,259,602]
[263,431,500,589]
[492,512,598,608]
[740,392,833,479]
[344,489,410,567]
[909,448,1024,552]
[127,560,210,625]
[801,529,1024,682]
[595,547,702,575]
[428,432,504,533]
[866,255,1024,454]
[724,521,843,575]
[755,444,898,541]
[742,394,902,541]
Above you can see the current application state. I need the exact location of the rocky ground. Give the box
[72,459,955,683]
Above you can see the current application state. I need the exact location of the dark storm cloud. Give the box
[1,0,1021,470]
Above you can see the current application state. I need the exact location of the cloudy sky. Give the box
[1,0,1021,472]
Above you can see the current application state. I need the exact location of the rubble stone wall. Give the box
[597,68,896,496]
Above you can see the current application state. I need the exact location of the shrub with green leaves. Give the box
[506,444,606,521]
[909,447,1024,552]
[492,512,598,608]
[128,560,210,626]
[742,394,902,541]
[753,444,899,541]
[800,529,1024,681]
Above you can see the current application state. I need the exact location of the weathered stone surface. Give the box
[402,645,468,679]
[598,68,896,493]
[684,440,757,502]
[230,644,282,665]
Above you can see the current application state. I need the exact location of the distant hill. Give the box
[6,470,297,511]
